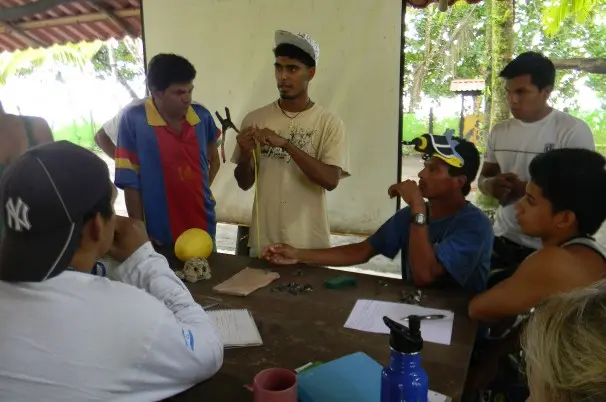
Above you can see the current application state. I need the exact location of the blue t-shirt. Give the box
[367,202,493,293]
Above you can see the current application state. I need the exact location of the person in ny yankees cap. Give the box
[0,141,223,401]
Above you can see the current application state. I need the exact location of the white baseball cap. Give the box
[274,30,320,65]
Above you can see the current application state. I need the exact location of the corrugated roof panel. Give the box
[0,0,490,52]
[450,79,486,92]
[0,0,141,52]
[407,0,483,8]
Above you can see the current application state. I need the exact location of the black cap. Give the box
[0,141,110,282]
[383,316,423,354]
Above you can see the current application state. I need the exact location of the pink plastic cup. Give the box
[253,368,298,402]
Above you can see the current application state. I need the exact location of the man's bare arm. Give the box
[234,152,255,190]
[407,204,447,286]
[296,241,376,267]
[208,144,220,185]
[31,116,54,144]
[283,142,341,191]
[477,162,501,196]
[468,248,575,321]
[124,188,145,221]
[233,129,257,191]
[94,128,116,159]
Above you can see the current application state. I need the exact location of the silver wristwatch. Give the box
[411,213,427,225]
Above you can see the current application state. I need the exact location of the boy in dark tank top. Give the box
[470,148,606,322]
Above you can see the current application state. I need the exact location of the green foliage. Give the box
[569,109,606,145]
[0,38,143,100]
[515,0,606,107]
[475,192,499,210]
[404,0,606,114]
[542,0,601,37]
[0,42,102,85]
[404,2,487,110]
[91,40,144,82]
[402,113,461,141]
[51,118,99,151]
[402,110,606,152]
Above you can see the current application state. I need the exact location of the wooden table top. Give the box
[166,252,477,402]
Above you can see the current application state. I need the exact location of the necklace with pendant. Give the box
[278,98,311,132]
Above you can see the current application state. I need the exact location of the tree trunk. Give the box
[107,42,139,100]
[409,6,435,112]
[116,71,139,100]
[552,58,606,74]
[409,64,427,112]
[490,0,514,128]
[483,0,493,131]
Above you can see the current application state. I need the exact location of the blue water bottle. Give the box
[380,315,428,402]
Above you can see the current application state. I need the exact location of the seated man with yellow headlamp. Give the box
[262,131,493,293]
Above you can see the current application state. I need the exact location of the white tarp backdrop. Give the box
[142,0,402,234]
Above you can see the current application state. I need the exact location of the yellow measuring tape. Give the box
[251,141,261,255]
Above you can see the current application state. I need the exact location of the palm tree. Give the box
[407,2,481,111]
[489,0,514,128]
[91,38,144,100]
[0,38,144,98]
[542,0,600,36]
[0,42,101,86]
[542,1,606,75]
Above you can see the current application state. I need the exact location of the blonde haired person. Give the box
[523,280,606,402]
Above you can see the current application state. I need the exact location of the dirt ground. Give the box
[103,154,606,277]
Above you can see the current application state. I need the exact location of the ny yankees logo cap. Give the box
[0,141,110,282]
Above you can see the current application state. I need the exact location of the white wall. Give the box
[142,0,402,234]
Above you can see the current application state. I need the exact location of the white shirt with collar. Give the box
[484,109,595,249]
[0,243,223,402]
[102,98,146,145]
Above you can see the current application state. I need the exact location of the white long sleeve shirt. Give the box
[0,242,224,401]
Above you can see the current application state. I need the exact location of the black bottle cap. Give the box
[383,315,423,354]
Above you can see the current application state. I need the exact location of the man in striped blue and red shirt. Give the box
[114,54,221,247]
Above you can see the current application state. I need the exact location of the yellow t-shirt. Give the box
[231,101,350,253]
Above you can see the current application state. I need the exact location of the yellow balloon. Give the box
[174,228,214,262]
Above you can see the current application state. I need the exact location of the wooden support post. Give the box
[459,94,465,138]
[236,225,250,257]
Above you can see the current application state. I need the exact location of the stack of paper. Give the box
[208,309,263,348]
[344,299,455,345]
[212,267,280,296]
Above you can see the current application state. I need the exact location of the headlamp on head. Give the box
[402,129,464,168]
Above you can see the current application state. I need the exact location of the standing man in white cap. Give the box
[232,30,350,256]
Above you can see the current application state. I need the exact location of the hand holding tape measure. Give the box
[215,107,262,254]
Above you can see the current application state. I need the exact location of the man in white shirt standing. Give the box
[94,98,144,158]
[232,30,350,256]
[0,141,223,401]
[478,52,595,270]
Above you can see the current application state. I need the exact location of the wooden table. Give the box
[167,253,477,402]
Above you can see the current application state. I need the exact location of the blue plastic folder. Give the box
[297,352,382,402]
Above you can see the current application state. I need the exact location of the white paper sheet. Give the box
[429,390,450,402]
[208,309,263,348]
[344,299,454,345]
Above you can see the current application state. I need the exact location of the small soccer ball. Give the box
[174,228,213,262]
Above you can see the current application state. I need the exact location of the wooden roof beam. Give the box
[0,0,109,22]
[86,1,138,37]
[0,21,48,47]
[0,9,140,35]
